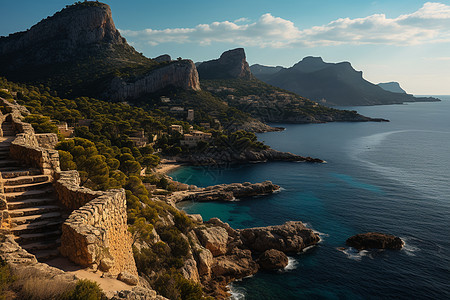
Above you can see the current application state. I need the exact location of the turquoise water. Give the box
[172,97,450,299]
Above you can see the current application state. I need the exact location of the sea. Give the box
[171,96,450,300]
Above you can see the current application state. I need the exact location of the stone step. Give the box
[0,153,9,159]
[3,180,52,193]
[11,219,63,234]
[14,230,61,244]
[7,197,58,210]
[4,188,54,201]
[8,205,61,218]
[11,212,62,225]
[32,249,60,261]
[1,168,41,179]
[4,174,50,186]
[20,239,61,252]
[0,160,20,168]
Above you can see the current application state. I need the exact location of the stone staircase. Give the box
[1,123,65,261]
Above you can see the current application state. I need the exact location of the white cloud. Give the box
[120,2,450,48]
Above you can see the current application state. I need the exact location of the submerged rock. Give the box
[346,232,404,250]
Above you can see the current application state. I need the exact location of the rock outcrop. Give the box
[167,181,280,204]
[346,232,404,250]
[197,48,253,80]
[240,221,320,253]
[257,249,289,270]
[153,54,172,63]
[108,60,200,101]
[188,218,320,298]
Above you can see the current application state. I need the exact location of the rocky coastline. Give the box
[176,148,324,166]
[188,217,320,298]
[167,181,280,204]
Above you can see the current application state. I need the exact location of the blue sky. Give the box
[1,0,450,94]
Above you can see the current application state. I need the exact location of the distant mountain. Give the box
[197,48,253,80]
[249,64,284,81]
[377,82,406,94]
[0,1,199,99]
[252,56,440,106]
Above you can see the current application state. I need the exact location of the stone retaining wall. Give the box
[56,170,138,280]
[0,97,138,283]
[1,97,60,176]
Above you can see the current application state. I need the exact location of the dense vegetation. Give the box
[1,77,257,299]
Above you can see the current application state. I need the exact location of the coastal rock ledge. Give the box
[168,181,280,203]
[346,232,404,250]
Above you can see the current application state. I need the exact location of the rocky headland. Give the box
[176,148,324,166]
[189,218,320,297]
[346,232,404,250]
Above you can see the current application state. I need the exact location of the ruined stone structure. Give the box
[0,97,138,284]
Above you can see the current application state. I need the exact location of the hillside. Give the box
[0,1,199,99]
[251,57,440,106]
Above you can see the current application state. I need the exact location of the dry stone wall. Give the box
[0,97,138,283]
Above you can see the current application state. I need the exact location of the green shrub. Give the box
[64,279,106,300]
[0,258,15,300]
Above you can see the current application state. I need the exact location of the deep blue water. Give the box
[171,97,450,299]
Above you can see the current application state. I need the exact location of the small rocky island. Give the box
[346,232,404,250]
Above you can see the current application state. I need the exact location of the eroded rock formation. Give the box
[197,48,253,80]
[108,60,201,101]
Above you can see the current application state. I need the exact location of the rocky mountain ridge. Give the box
[251,56,440,106]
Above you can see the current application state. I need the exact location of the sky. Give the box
[1,0,450,95]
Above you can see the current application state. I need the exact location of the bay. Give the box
[172,97,450,299]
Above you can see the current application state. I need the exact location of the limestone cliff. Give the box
[197,48,253,80]
[0,2,128,64]
[108,60,201,101]
[0,2,201,99]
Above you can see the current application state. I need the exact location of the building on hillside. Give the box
[57,122,74,138]
[180,130,212,147]
[187,109,194,121]
[169,124,183,134]
[161,96,171,103]
[128,130,148,147]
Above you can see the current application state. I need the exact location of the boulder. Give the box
[257,249,289,270]
[118,271,139,286]
[99,257,115,272]
[239,221,320,253]
[195,247,214,277]
[196,226,228,256]
[211,248,258,279]
[346,232,404,250]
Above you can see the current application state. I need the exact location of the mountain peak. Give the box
[197,48,253,80]
[292,56,329,73]
[0,1,125,58]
